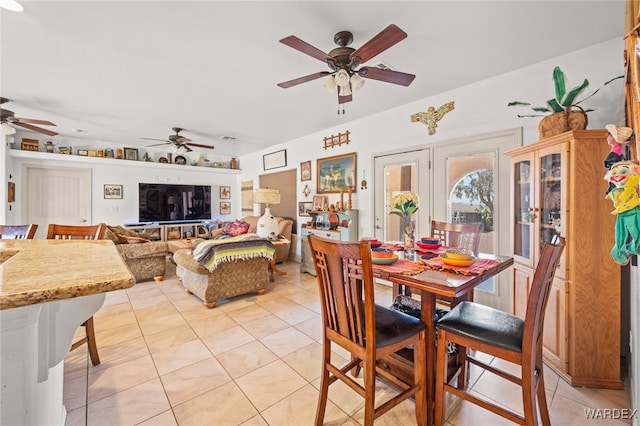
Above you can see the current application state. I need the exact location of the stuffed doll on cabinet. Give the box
[603,124,634,194]
[605,160,640,264]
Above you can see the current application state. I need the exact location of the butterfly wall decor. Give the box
[410,101,455,135]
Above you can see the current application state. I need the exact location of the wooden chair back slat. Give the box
[431,220,482,254]
[0,224,38,239]
[46,224,106,240]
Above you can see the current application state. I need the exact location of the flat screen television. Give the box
[139,183,212,223]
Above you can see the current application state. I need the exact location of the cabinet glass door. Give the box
[513,160,531,261]
[538,153,562,254]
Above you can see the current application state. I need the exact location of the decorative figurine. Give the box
[604,160,640,265]
[410,101,455,135]
[603,124,633,194]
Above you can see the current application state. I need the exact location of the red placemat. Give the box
[422,257,502,275]
[372,258,429,276]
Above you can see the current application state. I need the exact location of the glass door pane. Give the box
[373,149,429,243]
[384,163,418,243]
[514,160,531,259]
[539,153,562,254]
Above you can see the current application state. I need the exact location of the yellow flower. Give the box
[389,192,419,219]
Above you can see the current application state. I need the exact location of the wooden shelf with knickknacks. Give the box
[16,137,239,169]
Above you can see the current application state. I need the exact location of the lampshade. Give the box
[1,122,16,135]
[350,73,365,91]
[339,83,352,97]
[323,75,337,92]
[253,188,280,239]
[334,69,350,87]
[253,188,280,206]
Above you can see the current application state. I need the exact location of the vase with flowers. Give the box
[389,192,420,255]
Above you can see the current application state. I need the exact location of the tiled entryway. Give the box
[64,260,631,425]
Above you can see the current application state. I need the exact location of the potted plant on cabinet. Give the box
[508,66,623,139]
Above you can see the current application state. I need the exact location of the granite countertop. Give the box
[0,240,135,310]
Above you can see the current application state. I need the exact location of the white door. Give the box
[432,129,520,310]
[373,149,430,243]
[25,165,92,239]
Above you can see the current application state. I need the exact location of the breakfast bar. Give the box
[0,240,135,425]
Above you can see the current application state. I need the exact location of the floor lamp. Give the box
[253,188,280,238]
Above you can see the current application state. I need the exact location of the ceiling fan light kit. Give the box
[278,24,415,113]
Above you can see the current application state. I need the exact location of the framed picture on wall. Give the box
[104,184,123,199]
[300,160,311,181]
[312,195,324,211]
[220,186,230,199]
[316,152,356,194]
[299,201,312,216]
[263,149,287,170]
[220,201,231,215]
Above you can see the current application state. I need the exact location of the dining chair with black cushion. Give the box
[434,237,565,426]
[0,224,38,239]
[47,223,107,366]
[308,234,428,426]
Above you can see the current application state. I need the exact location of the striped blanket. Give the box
[191,234,275,272]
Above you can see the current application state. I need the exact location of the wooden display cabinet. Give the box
[506,130,623,389]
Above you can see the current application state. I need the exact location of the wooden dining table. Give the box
[371,252,514,424]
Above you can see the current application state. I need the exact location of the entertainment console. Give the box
[125,221,223,241]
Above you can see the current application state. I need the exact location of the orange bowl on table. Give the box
[439,254,477,267]
[445,249,472,261]
[371,248,394,258]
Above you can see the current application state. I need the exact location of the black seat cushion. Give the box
[437,301,524,353]
[372,303,426,348]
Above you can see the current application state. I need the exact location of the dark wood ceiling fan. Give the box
[277,24,415,106]
[140,127,214,152]
[0,97,58,136]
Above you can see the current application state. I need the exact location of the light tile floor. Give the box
[64,260,632,425]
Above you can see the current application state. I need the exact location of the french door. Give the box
[373,129,520,310]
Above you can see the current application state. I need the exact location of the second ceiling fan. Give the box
[277,24,415,109]
[140,127,214,152]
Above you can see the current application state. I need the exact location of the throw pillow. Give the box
[222,220,250,236]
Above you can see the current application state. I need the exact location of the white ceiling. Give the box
[0,1,627,157]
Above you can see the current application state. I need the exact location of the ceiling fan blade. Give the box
[14,117,56,126]
[181,144,193,152]
[147,142,171,147]
[358,66,415,86]
[350,24,407,64]
[278,71,331,88]
[13,121,58,136]
[140,137,171,142]
[280,35,335,64]
[186,143,215,149]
